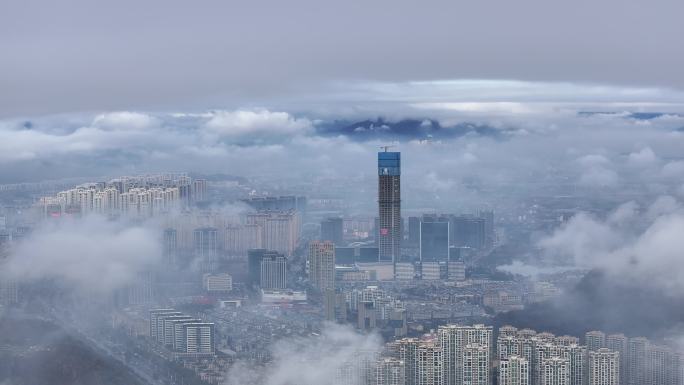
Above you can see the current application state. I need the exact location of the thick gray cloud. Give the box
[1,0,683,117]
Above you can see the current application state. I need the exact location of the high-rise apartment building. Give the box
[417,341,443,385]
[585,331,606,352]
[540,356,571,385]
[245,211,300,255]
[462,343,489,385]
[438,324,492,385]
[308,240,335,291]
[193,227,218,271]
[627,337,648,385]
[163,228,178,267]
[378,151,401,262]
[605,334,627,384]
[374,357,406,385]
[179,322,215,354]
[500,355,530,385]
[588,349,619,385]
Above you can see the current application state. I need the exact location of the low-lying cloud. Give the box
[226,323,382,385]
[1,216,162,295]
[538,197,684,293]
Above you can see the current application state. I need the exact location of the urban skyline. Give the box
[2,1,684,385]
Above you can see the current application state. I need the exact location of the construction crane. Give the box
[379,145,396,152]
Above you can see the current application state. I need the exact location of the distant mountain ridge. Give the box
[315,118,503,141]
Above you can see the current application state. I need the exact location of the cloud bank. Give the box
[1,216,162,295]
[538,197,684,293]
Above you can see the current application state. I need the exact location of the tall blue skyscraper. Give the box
[378,150,401,262]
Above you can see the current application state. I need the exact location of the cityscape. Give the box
[2,1,684,385]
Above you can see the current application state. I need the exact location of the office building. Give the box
[408,216,420,246]
[203,273,232,292]
[247,249,283,288]
[321,217,344,246]
[378,150,401,262]
[308,240,335,291]
[478,210,495,247]
[450,215,485,249]
[420,216,449,262]
[260,253,287,289]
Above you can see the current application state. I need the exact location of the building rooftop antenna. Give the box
[379,145,396,152]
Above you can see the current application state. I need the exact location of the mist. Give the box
[2,215,162,296]
[226,324,383,385]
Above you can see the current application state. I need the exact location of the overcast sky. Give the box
[2,0,683,117]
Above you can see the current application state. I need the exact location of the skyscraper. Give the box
[308,240,335,291]
[378,150,401,262]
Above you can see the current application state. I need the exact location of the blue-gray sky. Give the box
[1,0,683,117]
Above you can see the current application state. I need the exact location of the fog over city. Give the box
[2,1,684,385]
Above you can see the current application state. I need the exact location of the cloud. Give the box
[1,216,162,295]
[92,111,159,131]
[225,323,382,385]
[538,197,684,293]
[628,146,657,166]
[204,109,312,144]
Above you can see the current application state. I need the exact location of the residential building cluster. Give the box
[35,174,207,219]
[149,308,215,356]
